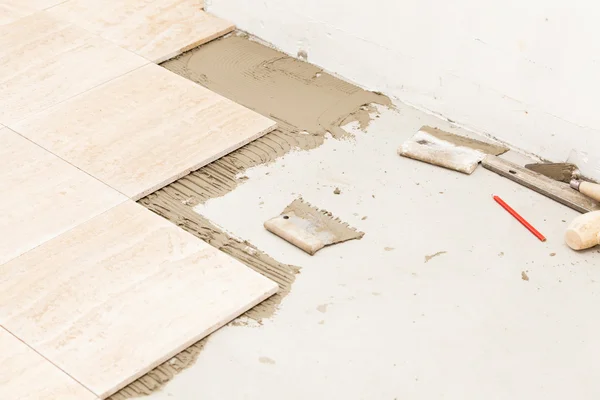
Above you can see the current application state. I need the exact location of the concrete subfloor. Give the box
[148,103,600,400]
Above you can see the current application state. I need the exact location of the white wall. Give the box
[208,0,600,180]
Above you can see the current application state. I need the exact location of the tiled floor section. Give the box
[0,201,278,398]
[0,1,35,25]
[0,327,98,400]
[0,0,62,25]
[1,3,277,398]
[0,127,126,266]
[12,63,276,200]
[0,12,148,125]
[49,0,233,63]
[18,0,65,9]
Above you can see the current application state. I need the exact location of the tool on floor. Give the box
[482,155,600,213]
[264,198,364,255]
[525,162,581,183]
[398,126,509,174]
[493,195,546,241]
[565,210,600,250]
[570,180,600,202]
[523,161,600,204]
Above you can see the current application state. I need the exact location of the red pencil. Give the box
[493,195,546,242]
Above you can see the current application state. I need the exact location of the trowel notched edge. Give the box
[264,198,364,255]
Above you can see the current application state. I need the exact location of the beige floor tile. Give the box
[0,327,98,400]
[0,200,278,398]
[0,0,63,25]
[22,0,66,9]
[0,127,126,266]
[13,63,276,200]
[0,12,148,125]
[49,0,232,63]
[0,1,36,25]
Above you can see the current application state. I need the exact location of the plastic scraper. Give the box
[398,126,509,174]
[264,198,364,255]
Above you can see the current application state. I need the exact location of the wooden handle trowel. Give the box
[526,162,600,202]
[529,164,600,250]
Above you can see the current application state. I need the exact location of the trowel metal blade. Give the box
[525,162,580,183]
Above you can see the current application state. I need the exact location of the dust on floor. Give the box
[108,33,390,399]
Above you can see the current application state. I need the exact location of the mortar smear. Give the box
[163,34,391,144]
[112,34,389,399]
[157,34,390,208]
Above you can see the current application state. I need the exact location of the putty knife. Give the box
[398,126,509,174]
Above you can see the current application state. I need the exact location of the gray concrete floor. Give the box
[148,102,600,400]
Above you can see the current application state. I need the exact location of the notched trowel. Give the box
[264,198,364,255]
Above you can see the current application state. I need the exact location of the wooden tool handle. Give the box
[579,181,600,202]
[565,210,600,250]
